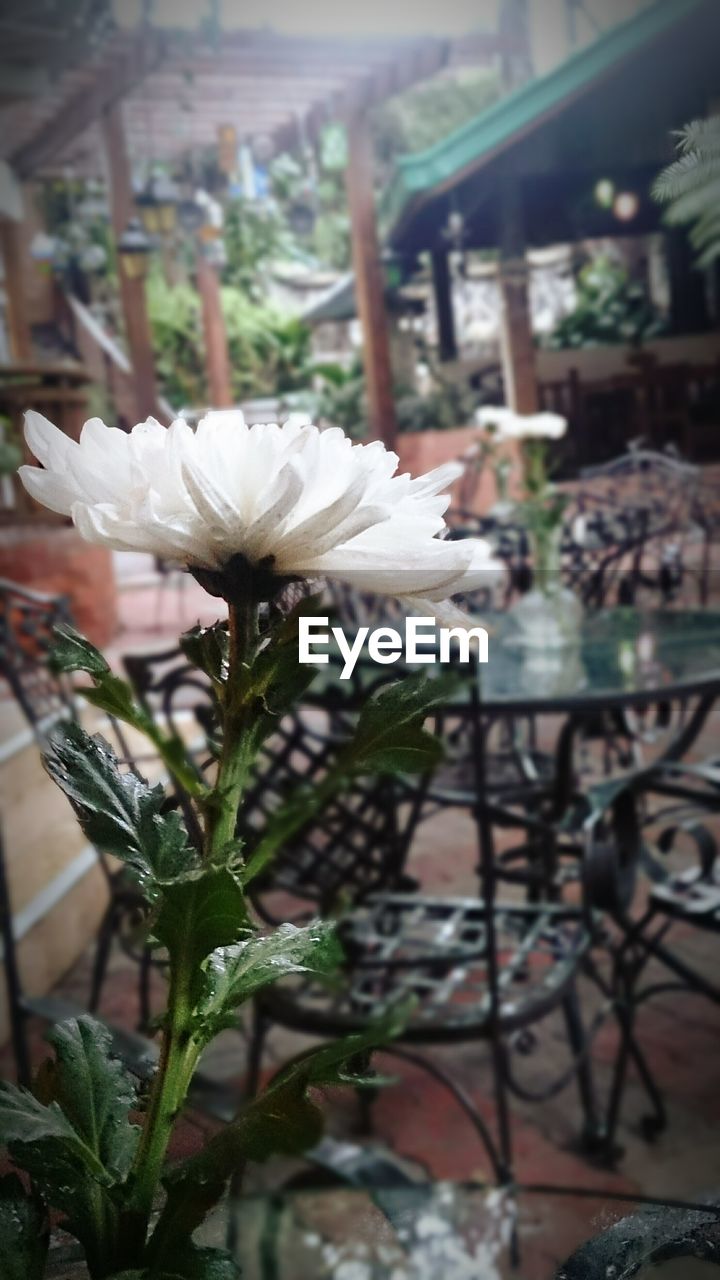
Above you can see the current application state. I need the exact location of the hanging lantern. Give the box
[613,191,640,222]
[135,184,162,236]
[117,217,152,279]
[152,173,180,234]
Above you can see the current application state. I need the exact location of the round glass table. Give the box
[477,608,720,714]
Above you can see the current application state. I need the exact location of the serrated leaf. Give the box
[0,1174,48,1280]
[43,1017,140,1182]
[1,1018,140,1273]
[341,671,455,776]
[49,624,206,800]
[0,1080,108,1184]
[44,722,199,896]
[50,623,111,678]
[153,867,251,980]
[195,921,342,1041]
[238,597,323,738]
[149,1002,411,1254]
[180,623,229,689]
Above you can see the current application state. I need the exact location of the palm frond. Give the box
[655,114,720,267]
[662,175,720,226]
[653,152,720,202]
[673,115,720,156]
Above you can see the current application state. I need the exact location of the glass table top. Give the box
[476,608,720,712]
[314,609,720,716]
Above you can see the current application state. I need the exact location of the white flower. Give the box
[475,406,567,441]
[19,410,498,610]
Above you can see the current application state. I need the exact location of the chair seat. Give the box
[258,895,590,1043]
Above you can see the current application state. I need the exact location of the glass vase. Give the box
[510,523,583,651]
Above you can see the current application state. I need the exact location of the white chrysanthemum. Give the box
[475,407,567,441]
[19,410,498,610]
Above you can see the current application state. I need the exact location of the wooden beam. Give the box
[431,250,457,363]
[101,104,159,425]
[345,114,397,448]
[195,251,232,410]
[497,180,539,414]
[12,29,166,178]
[0,216,32,360]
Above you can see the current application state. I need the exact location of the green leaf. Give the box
[49,623,111,679]
[44,722,199,896]
[153,867,251,979]
[195,921,343,1041]
[149,1003,411,1254]
[180,623,229,690]
[49,624,206,800]
[0,1080,109,1184]
[340,671,455,775]
[41,1017,140,1182]
[238,596,323,739]
[0,1174,48,1280]
[1,1018,140,1272]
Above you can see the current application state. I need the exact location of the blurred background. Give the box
[1,3,720,1276]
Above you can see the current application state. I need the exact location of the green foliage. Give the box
[654,114,720,268]
[223,196,298,298]
[147,269,314,409]
[153,867,251,986]
[373,68,501,179]
[0,1018,139,1272]
[50,623,206,799]
[147,1003,410,1258]
[241,670,452,886]
[146,271,206,408]
[395,374,479,434]
[0,1174,48,1280]
[4,597,451,1276]
[0,414,22,476]
[194,921,342,1043]
[547,255,665,350]
[292,358,479,439]
[340,671,453,775]
[44,722,199,897]
[220,287,313,398]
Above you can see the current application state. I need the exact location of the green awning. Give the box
[384,0,710,247]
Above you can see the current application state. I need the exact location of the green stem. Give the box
[121,964,200,1263]
[119,599,260,1265]
[205,599,259,862]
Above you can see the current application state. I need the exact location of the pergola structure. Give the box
[0,1,519,445]
[384,0,720,417]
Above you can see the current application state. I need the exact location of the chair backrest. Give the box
[123,645,215,743]
[571,447,703,608]
[240,700,425,924]
[0,578,77,744]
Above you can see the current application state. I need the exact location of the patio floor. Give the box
[3,556,719,1277]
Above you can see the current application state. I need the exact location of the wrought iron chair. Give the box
[572,444,705,610]
[0,578,155,1026]
[236,677,639,1185]
[577,734,720,1151]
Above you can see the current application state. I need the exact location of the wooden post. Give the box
[431,249,457,363]
[102,103,158,423]
[0,217,32,361]
[195,249,232,408]
[498,180,539,414]
[345,114,397,447]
